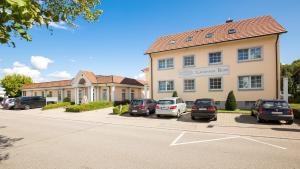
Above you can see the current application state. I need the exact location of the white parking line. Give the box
[241,136,287,150]
[170,131,287,150]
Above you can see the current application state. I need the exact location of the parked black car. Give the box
[191,98,217,121]
[129,99,157,116]
[14,96,46,110]
[251,99,294,124]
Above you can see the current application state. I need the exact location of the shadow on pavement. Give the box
[0,134,23,162]
[234,115,282,125]
[177,112,212,124]
[271,128,300,132]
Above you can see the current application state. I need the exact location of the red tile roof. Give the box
[145,16,287,54]
[142,67,149,72]
[22,73,144,89]
[22,80,72,89]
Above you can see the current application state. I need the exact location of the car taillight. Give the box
[156,105,160,109]
[169,105,177,110]
[207,107,216,111]
[288,109,293,115]
[191,105,197,111]
[139,105,145,109]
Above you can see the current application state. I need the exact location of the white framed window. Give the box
[131,90,135,99]
[209,77,222,90]
[184,79,195,91]
[238,75,263,90]
[121,89,126,101]
[158,80,174,92]
[183,55,195,67]
[238,47,262,62]
[67,91,71,98]
[209,52,222,65]
[158,58,174,69]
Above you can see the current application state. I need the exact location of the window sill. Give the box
[184,90,196,92]
[158,91,174,93]
[158,67,174,71]
[183,65,195,68]
[209,62,222,66]
[208,89,223,92]
[238,58,263,63]
[238,88,264,91]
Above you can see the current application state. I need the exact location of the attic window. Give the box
[228,29,236,34]
[205,33,213,38]
[169,40,176,45]
[186,36,193,42]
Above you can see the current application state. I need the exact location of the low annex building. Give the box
[145,16,287,109]
[22,70,147,104]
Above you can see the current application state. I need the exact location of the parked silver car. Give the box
[155,97,186,117]
[2,98,16,110]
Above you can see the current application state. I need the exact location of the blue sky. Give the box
[0,0,300,84]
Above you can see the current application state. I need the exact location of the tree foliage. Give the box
[0,74,32,97]
[0,0,103,47]
[225,90,237,111]
[281,59,300,102]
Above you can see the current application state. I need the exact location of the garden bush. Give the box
[293,109,300,119]
[225,90,237,111]
[63,97,71,102]
[114,100,130,106]
[172,91,178,97]
[113,104,129,115]
[42,102,71,110]
[65,101,112,112]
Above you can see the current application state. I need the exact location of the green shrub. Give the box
[172,91,178,97]
[65,101,112,112]
[225,90,237,111]
[63,97,71,102]
[113,104,129,115]
[42,102,71,110]
[114,100,130,106]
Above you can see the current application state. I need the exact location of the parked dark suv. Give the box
[251,99,294,124]
[129,99,156,116]
[15,96,46,110]
[191,98,217,121]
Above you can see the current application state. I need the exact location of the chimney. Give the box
[226,18,233,23]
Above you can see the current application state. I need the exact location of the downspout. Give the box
[149,54,153,99]
[275,34,279,99]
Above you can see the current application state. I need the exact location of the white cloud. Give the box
[49,21,68,30]
[31,56,53,70]
[48,71,72,79]
[70,59,76,63]
[134,73,145,80]
[1,61,43,82]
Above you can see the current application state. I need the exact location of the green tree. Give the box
[281,59,300,102]
[172,91,178,97]
[0,0,103,47]
[0,74,32,97]
[225,90,237,111]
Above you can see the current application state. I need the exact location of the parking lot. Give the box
[0,108,300,169]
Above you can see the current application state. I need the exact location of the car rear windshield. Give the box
[262,101,289,109]
[158,100,174,105]
[195,100,213,106]
[131,100,143,106]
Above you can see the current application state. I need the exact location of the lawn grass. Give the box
[42,102,71,110]
[290,103,300,110]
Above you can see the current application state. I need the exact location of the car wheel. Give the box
[251,111,254,116]
[286,120,294,125]
[191,116,196,120]
[212,116,217,121]
[177,111,181,118]
[24,105,30,110]
[146,109,150,116]
[156,114,161,118]
[256,115,263,123]
[130,113,134,116]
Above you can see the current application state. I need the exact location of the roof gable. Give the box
[145,16,287,54]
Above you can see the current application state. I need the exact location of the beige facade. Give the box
[22,71,146,104]
[148,35,281,108]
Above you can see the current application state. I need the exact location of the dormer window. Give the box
[205,33,213,38]
[228,29,236,34]
[186,36,193,42]
[169,40,176,45]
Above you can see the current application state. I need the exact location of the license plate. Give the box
[161,107,168,110]
[199,108,207,110]
[272,112,282,115]
[132,110,137,112]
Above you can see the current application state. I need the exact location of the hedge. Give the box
[225,91,237,111]
[65,101,112,112]
[42,102,71,110]
[113,104,129,115]
[294,109,300,119]
[114,100,130,106]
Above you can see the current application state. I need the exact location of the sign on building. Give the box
[178,66,230,78]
